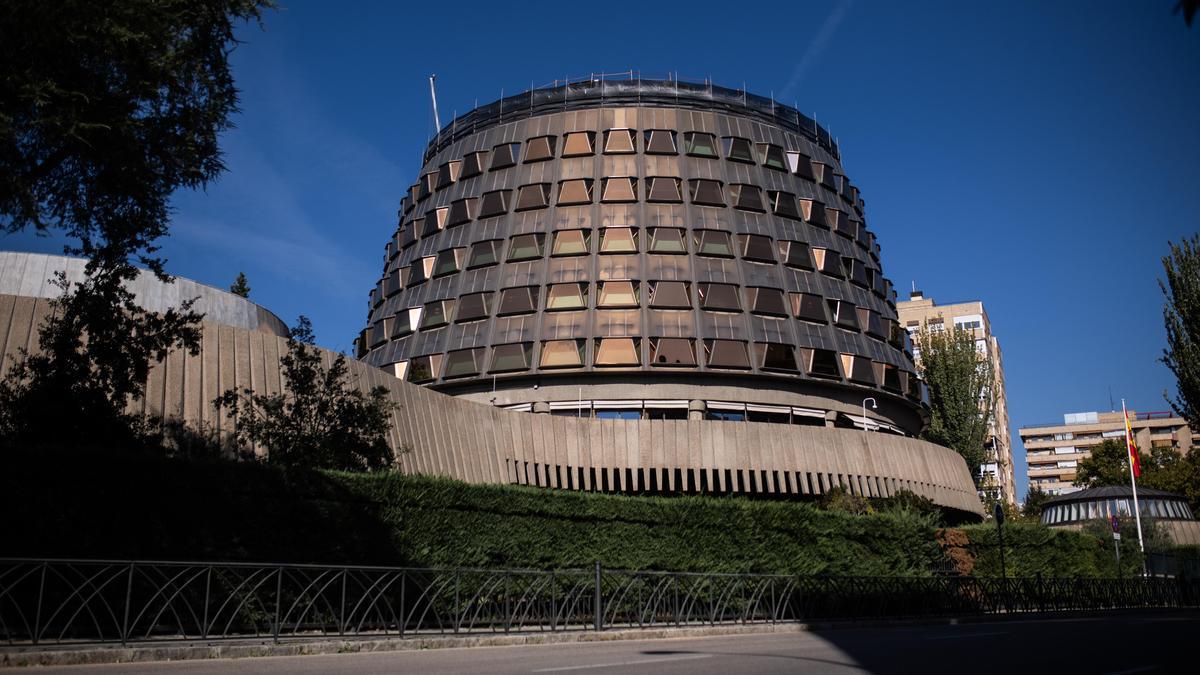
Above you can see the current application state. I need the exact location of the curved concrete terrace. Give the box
[0,292,983,518]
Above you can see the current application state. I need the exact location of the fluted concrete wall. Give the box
[0,293,983,516]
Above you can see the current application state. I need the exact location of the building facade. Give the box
[1040,485,1200,547]
[1021,410,1194,495]
[357,78,929,436]
[896,291,1015,506]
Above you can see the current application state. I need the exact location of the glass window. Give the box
[845,257,870,287]
[558,179,593,206]
[694,230,734,257]
[644,129,677,154]
[880,363,903,391]
[790,293,826,323]
[813,247,844,277]
[456,292,491,323]
[598,280,639,308]
[596,409,642,420]
[649,281,690,308]
[649,227,687,254]
[540,339,584,368]
[515,183,551,211]
[420,299,454,329]
[552,229,590,256]
[747,287,787,316]
[490,343,532,372]
[546,283,587,311]
[722,137,755,163]
[601,176,638,202]
[757,343,798,371]
[595,337,640,366]
[831,210,858,239]
[507,233,545,261]
[841,353,876,384]
[790,151,816,181]
[424,210,446,236]
[684,132,718,158]
[406,258,429,286]
[407,354,443,383]
[436,160,462,189]
[599,227,638,253]
[741,234,775,263]
[650,338,696,366]
[803,348,842,379]
[757,144,787,171]
[490,142,520,170]
[478,189,511,218]
[828,299,860,330]
[603,128,636,154]
[729,184,765,212]
[467,240,501,269]
[769,191,801,220]
[779,241,813,269]
[524,135,556,162]
[447,198,476,227]
[698,282,740,311]
[432,248,463,277]
[497,286,539,315]
[645,176,683,203]
[705,339,751,369]
[418,172,436,200]
[443,347,483,379]
[804,199,830,228]
[562,131,596,157]
[461,150,488,178]
[688,179,724,206]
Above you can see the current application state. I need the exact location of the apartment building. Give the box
[897,291,1015,506]
[1020,410,1194,495]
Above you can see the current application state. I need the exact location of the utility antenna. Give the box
[428,74,441,131]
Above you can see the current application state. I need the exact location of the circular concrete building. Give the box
[358,79,924,435]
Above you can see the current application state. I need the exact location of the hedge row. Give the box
[0,450,1140,577]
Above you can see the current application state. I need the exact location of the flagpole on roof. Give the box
[1122,399,1146,558]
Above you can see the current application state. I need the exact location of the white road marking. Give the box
[531,653,713,672]
[926,631,1007,640]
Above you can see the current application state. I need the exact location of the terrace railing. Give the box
[1,559,1197,647]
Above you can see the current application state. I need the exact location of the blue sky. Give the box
[6,1,1198,499]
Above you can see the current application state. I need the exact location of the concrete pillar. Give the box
[688,399,706,421]
[824,410,838,429]
[532,401,551,414]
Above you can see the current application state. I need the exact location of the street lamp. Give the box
[861,397,877,432]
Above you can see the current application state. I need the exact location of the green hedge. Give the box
[0,450,1143,577]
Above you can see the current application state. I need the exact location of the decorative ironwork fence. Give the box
[2,559,1197,647]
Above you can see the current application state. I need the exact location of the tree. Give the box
[1074,439,1147,488]
[0,269,202,447]
[214,317,397,471]
[0,1,271,446]
[229,272,251,298]
[914,324,995,483]
[1021,486,1051,521]
[1160,234,1200,430]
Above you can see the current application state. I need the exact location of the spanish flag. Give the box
[1124,410,1142,478]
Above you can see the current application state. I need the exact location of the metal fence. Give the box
[2,559,1197,647]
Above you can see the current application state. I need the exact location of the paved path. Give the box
[26,613,1195,674]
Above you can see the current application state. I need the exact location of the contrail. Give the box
[780,0,855,102]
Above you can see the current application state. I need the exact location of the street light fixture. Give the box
[861,397,877,432]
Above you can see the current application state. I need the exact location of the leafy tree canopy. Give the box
[0,0,272,268]
[914,324,995,482]
[1021,486,1051,521]
[229,272,251,298]
[214,317,397,471]
[1160,234,1200,430]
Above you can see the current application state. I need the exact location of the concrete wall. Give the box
[0,252,287,337]
[0,293,983,516]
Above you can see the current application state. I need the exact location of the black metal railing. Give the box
[1,559,1197,647]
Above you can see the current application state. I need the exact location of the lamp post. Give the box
[861,397,877,432]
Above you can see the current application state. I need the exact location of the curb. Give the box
[1,624,807,668]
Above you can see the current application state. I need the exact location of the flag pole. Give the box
[1121,399,1146,556]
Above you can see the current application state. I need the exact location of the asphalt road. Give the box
[30,613,1196,674]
